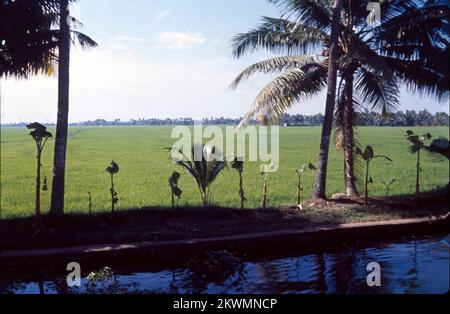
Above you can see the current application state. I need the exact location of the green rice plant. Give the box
[105,161,119,213]
[295,163,316,206]
[405,130,432,198]
[168,171,182,208]
[169,144,227,206]
[26,122,52,221]
[230,157,246,209]
[356,145,392,205]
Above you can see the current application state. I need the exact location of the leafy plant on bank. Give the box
[260,162,277,208]
[168,144,227,206]
[105,161,119,213]
[27,122,52,221]
[355,145,392,205]
[405,130,432,198]
[168,171,182,208]
[295,163,316,207]
[230,157,246,209]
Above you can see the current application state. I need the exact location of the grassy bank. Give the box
[1,189,448,251]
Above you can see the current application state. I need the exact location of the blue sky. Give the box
[1,0,448,123]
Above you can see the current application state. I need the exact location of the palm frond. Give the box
[230,55,322,89]
[269,0,332,31]
[231,16,327,58]
[239,62,327,127]
[354,67,400,114]
[383,56,449,101]
[70,30,98,49]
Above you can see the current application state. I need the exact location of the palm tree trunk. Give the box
[314,0,344,199]
[342,71,358,197]
[50,0,70,216]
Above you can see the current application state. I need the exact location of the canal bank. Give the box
[1,212,448,267]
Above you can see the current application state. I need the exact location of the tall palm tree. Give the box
[230,0,449,198]
[50,0,71,215]
[315,0,343,199]
[50,0,97,215]
[1,0,97,215]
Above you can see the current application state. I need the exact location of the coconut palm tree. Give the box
[50,0,97,216]
[0,0,96,78]
[1,0,97,215]
[316,0,344,199]
[0,0,58,78]
[230,0,449,198]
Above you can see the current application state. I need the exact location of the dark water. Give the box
[2,234,449,294]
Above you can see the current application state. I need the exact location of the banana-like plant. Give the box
[381,178,396,196]
[168,171,182,208]
[355,145,392,205]
[295,163,316,207]
[230,157,246,210]
[106,160,119,213]
[260,162,277,208]
[168,144,227,206]
[27,122,52,221]
[405,130,432,199]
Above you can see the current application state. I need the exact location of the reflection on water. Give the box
[2,234,449,294]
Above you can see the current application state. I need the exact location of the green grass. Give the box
[1,126,448,218]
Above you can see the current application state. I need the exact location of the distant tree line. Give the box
[2,109,448,128]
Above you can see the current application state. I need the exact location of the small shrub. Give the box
[168,171,182,208]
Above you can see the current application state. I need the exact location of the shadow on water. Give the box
[1,233,448,294]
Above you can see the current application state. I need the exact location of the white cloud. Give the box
[1,46,270,123]
[155,32,207,50]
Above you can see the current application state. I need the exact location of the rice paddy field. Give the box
[1,126,448,218]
